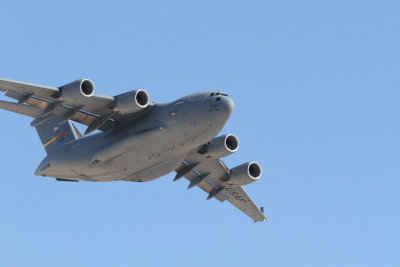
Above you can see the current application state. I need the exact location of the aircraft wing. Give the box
[0,78,152,133]
[175,151,266,223]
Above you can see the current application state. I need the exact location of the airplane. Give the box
[0,78,266,222]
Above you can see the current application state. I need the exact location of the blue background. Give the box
[0,1,399,266]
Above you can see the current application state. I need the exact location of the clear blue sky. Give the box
[0,1,399,266]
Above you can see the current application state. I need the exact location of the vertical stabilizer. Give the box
[71,122,83,138]
[35,115,79,154]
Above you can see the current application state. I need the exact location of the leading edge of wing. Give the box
[0,78,59,98]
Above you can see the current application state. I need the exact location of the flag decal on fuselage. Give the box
[43,130,71,148]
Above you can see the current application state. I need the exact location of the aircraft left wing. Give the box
[0,78,115,115]
[175,151,266,223]
[0,78,153,134]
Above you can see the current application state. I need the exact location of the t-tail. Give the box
[35,115,82,154]
[0,100,82,154]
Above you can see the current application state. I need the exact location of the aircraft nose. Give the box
[220,95,234,116]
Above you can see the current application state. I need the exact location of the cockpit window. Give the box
[210,92,228,97]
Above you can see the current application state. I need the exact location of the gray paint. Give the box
[0,77,266,222]
[35,92,233,182]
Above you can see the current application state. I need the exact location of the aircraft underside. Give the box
[0,77,267,222]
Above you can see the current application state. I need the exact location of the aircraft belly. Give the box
[130,154,185,182]
[76,134,184,181]
[82,152,184,182]
[64,111,219,182]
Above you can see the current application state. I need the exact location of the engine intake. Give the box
[112,90,150,114]
[229,162,262,185]
[59,79,95,102]
[205,134,239,158]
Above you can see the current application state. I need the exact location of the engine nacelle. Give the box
[112,90,150,114]
[205,134,239,158]
[229,162,262,185]
[59,79,95,102]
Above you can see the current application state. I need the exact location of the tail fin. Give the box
[35,115,81,154]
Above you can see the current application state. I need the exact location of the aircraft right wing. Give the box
[175,151,266,223]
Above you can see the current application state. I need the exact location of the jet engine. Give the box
[112,90,150,114]
[229,162,262,185]
[58,79,95,102]
[204,134,239,158]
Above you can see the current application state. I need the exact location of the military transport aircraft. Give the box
[0,78,266,222]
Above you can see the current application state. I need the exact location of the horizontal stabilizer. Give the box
[56,178,79,182]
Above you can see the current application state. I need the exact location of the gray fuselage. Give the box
[35,92,234,182]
